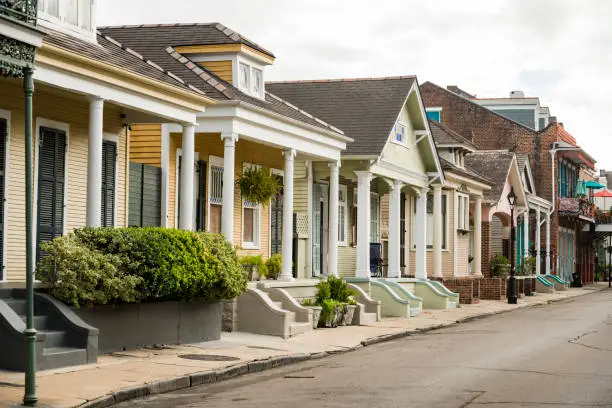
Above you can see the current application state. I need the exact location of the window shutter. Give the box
[37,127,66,260]
[270,174,283,255]
[128,162,143,227]
[196,160,207,231]
[0,119,6,274]
[101,140,116,227]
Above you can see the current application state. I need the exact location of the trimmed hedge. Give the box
[36,227,248,307]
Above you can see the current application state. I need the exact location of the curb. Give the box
[77,288,606,408]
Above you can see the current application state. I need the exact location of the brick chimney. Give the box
[549,116,557,124]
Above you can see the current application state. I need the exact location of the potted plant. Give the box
[239,255,267,281]
[265,254,282,280]
[236,167,281,205]
[301,298,322,329]
[519,256,536,276]
[490,255,510,278]
[327,275,358,325]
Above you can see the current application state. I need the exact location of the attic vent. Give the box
[509,90,525,98]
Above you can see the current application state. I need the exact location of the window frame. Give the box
[241,163,261,249]
[370,192,380,243]
[37,0,95,40]
[338,184,348,246]
[238,62,251,92]
[392,121,408,145]
[426,107,442,122]
[457,193,470,231]
[207,155,224,233]
[252,67,263,98]
[412,193,448,250]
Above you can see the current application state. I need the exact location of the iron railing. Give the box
[0,0,37,26]
[558,196,595,220]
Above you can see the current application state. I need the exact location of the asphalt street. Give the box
[118,290,612,408]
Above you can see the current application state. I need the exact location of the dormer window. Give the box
[252,68,263,95]
[237,61,264,98]
[239,63,250,90]
[38,0,94,36]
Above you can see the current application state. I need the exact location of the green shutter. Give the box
[196,160,207,231]
[101,140,117,227]
[128,162,143,227]
[37,127,66,260]
[128,162,161,227]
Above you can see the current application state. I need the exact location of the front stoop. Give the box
[0,288,98,371]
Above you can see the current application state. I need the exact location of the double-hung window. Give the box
[413,193,447,249]
[38,0,93,33]
[457,193,470,231]
[242,164,261,248]
[338,185,348,246]
[239,63,251,91]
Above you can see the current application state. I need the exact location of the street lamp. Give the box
[507,186,518,304]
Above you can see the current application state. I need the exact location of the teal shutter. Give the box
[101,140,117,227]
[37,127,66,259]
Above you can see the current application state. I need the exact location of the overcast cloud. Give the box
[99,0,612,169]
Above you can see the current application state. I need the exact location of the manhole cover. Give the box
[178,354,241,362]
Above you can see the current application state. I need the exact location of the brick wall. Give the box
[479,277,507,300]
[433,278,479,304]
[481,221,492,277]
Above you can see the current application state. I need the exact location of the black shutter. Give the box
[37,127,66,260]
[0,119,6,276]
[101,140,117,227]
[400,192,406,268]
[196,160,206,231]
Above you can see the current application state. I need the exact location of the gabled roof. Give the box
[429,119,478,150]
[439,157,493,186]
[515,153,536,195]
[465,151,516,202]
[266,76,417,156]
[97,25,341,135]
[42,26,207,97]
[100,23,275,58]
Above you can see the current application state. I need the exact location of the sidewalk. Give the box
[0,284,606,408]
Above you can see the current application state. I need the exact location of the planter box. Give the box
[74,301,222,353]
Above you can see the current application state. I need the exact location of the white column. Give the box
[355,171,372,278]
[305,161,313,277]
[415,189,428,280]
[327,161,340,277]
[523,210,529,259]
[86,97,104,227]
[545,211,551,275]
[388,179,403,278]
[473,195,482,276]
[536,207,541,275]
[221,133,237,242]
[179,124,195,230]
[280,148,296,281]
[432,185,443,278]
[160,124,170,227]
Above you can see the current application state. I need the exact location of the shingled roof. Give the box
[429,119,478,150]
[439,158,493,186]
[266,77,417,156]
[42,26,205,95]
[98,25,341,134]
[465,151,514,202]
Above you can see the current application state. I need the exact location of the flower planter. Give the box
[304,306,322,329]
[342,304,357,326]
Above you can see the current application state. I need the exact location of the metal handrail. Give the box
[0,0,37,25]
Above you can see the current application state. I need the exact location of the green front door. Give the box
[37,127,66,260]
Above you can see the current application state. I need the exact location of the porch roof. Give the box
[464,151,515,202]
[439,157,493,186]
[429,119,478,151]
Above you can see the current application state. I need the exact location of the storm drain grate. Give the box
[178,354,241,362]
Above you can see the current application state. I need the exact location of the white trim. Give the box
[457,192,470,231]
[207,155,224,232]
[370,192,380,243]
[410,191,450,252]
[160,124,169,227]
[33,117,70,258]
[0,109,10,281]
[174,148,199,228]
[102,132,119,227]
[37,0,96,43]
[0,17,44,47]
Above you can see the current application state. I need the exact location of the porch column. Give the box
[388,179,403,278]
[355,171,372,278]
[545,211,551,275]
[415,189,428,280]
[536,207,541,275]
[280,148,296,281]
[221,133,237,242]
[160,124,170,227]
[473,195,482,276]
[179,124,195,230]
[86,97,104,227]
[327,161,340,277]
[523,210,529,259]
[432,184,443,278]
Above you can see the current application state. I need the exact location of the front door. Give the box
[312,183,329,277]
[37,127,66,260]
[195,160,206,231]
[270,174,283,256]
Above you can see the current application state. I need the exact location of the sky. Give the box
[98,0,612,170]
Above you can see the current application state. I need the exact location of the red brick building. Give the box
[421,82,596,284]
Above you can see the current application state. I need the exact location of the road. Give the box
[119,290,612,408]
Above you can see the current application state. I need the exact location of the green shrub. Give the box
[319,298,341,323]
[265,254,282,280]
[315,279,331,304]
[37,235,142,308]
[36,227,248,307]
[327,275,357,303]
[301,298,315,307]
[239,255,267,280]
[490,255,510,277]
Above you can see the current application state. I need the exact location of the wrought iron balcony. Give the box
[0,0,37,26]
[558,196,595,221]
